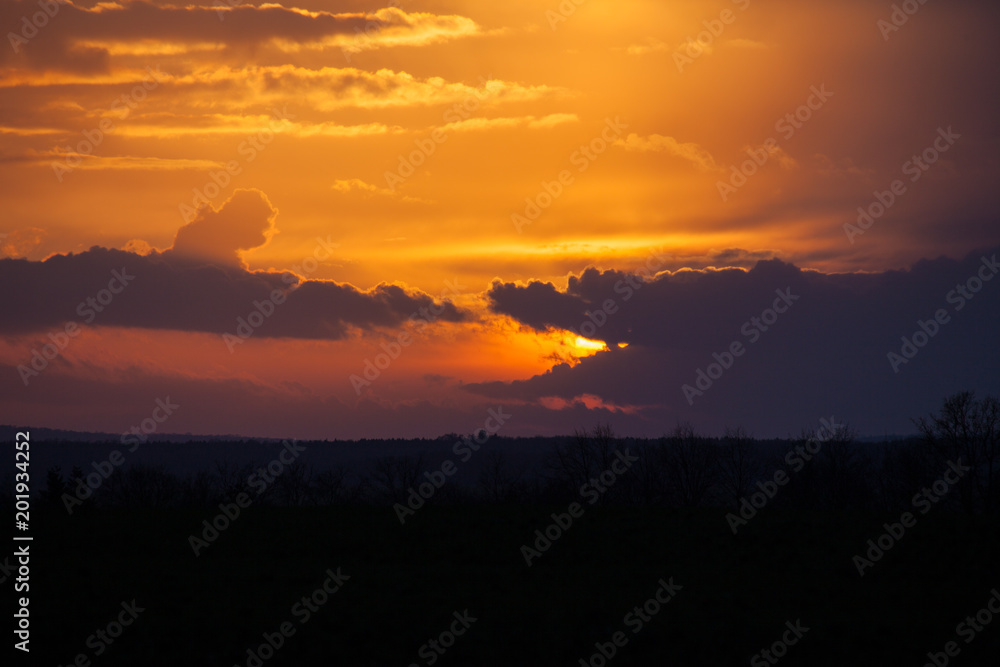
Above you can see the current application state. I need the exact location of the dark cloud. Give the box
[0,191,465,340]
[488,279,595,336]
[488,259,802,350]
[475,248,1000,436]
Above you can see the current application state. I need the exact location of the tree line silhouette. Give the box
[23,391,1000,516]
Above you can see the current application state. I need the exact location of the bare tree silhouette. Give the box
[369,454,426,504]
[716,426,759,507]
[661,423,717,508]
[314,465,356,505]
[214,460,257,499]
[812,422,869,510]
[545,423,619,502]
[478,450,528,503]
[915,391,1000,514]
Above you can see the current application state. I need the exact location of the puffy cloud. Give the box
[166,189,277,269]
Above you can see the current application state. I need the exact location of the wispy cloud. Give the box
[332,179,431,204]
[616,133,719,171]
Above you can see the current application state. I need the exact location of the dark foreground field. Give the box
[22,506,1000,666]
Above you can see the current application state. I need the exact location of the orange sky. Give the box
[2,0,999,439]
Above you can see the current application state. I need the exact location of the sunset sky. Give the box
[2,0,999,439]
